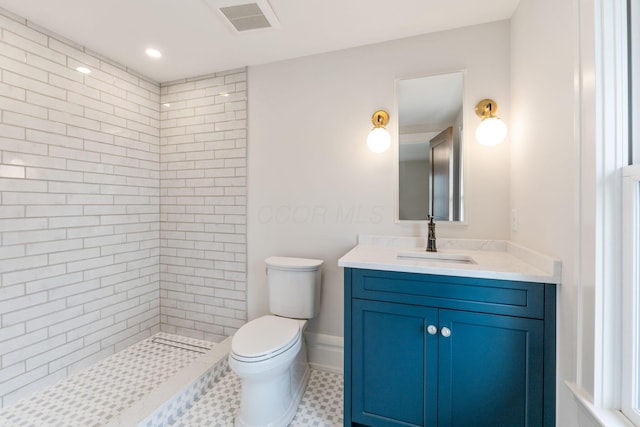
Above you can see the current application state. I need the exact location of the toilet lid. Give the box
[232,315,301,359]
[265,256,323,271]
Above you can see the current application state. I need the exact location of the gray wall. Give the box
[247,21,512,341]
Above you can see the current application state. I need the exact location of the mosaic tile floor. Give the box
[0,332,343,427]
[170,368,344,427]
[0,333,215,427]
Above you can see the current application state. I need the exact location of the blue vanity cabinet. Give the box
[344,268,556,427]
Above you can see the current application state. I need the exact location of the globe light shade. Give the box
[475,117,507,146]
[367,127,391,153]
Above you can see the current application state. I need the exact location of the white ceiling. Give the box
[0,0,520,83]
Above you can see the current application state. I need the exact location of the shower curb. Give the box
[106,336,232,427]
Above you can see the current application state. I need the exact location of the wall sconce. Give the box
[367,110,391,153]
[475,99,507,146]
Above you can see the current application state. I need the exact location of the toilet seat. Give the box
[231,315,301,363]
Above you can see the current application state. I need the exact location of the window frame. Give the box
[630,0,640,166]
[570,0,636,423]
[622,165,640,425]
[621,0,640,422]
[590,0,629,407]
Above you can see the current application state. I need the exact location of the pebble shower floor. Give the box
[0,333,344,427]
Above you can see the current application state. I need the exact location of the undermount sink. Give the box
[396,250,477,265]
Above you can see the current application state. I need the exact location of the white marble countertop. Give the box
[338,235,562,284]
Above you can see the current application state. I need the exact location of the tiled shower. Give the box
[0,7,247,409]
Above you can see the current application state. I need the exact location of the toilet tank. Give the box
[265,256,323,319]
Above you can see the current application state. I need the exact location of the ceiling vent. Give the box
[213,0,281,33]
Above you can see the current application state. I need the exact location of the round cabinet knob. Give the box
[440,327,451,338]
[426,325,438,335]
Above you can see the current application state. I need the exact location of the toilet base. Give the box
[233,340,311,427]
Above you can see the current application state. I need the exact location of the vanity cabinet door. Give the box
[437,309,544,427]
[351,299,438,427]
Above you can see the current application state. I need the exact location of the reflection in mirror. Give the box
[397,71,464,222]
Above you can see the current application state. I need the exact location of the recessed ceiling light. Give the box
[163,103,171,107]
[145,48,162,58]
[76,66,91,74]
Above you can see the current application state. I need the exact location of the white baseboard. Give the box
[304,332,344,374]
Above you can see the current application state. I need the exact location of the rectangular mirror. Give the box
[396,71,465,222]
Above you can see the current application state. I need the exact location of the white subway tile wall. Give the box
[0,8,161,408]
[159,71,247,342]
[0,8,248,409]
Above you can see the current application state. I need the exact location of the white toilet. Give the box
[229,256,323,427]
